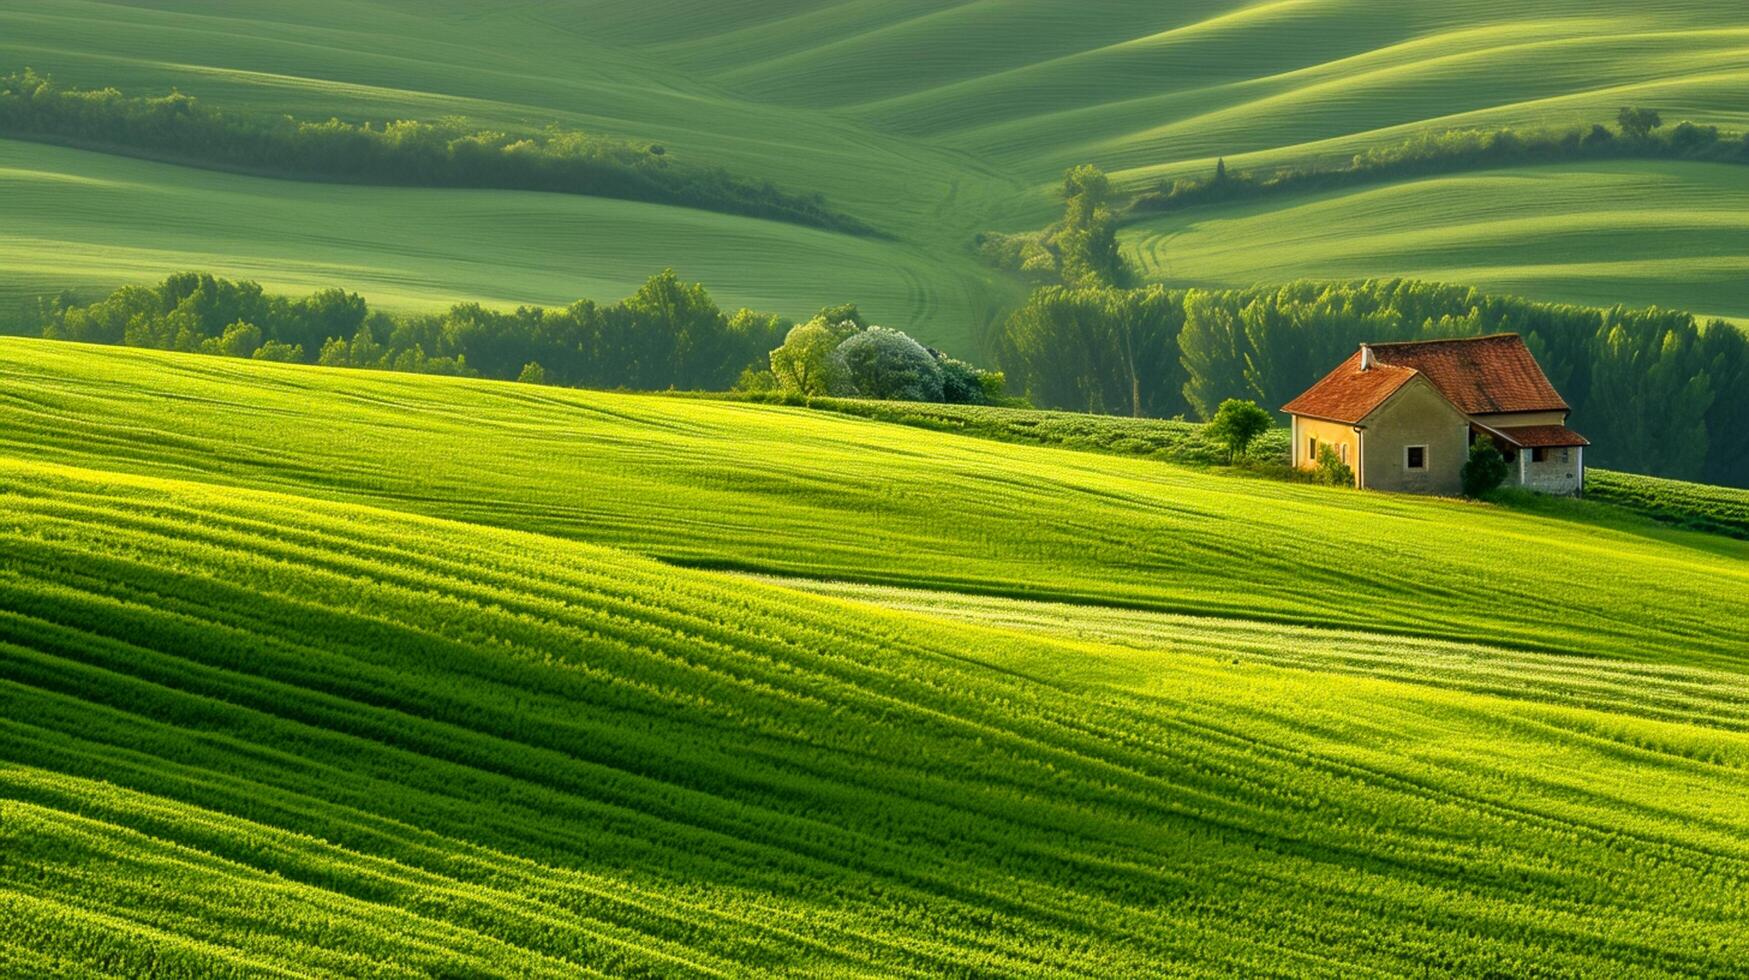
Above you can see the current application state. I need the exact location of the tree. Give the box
[1462,435,1509,497]
[1054,164,1127,288]
[620,269,728,389]
[997,285,1181,416]
[199,320,261,358]
[1205,398,1273,462]
[810,302,866,330]
[769,320,852,395]
[1314,444,1355,487]
[252,340,303,362]
[1617,107,1661,140]
[517,361,546,384]
[836,326,944,402]
[1213,157,1227,183]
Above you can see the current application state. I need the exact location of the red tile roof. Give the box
[1282,334,1569,424]
[1280,349,1416,423]
[1368,334,1568,415]
[1485,424,1590,449]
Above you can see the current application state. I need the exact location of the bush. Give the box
[1314,444,1354,487]
[1463,436,1509,497]
[733,367,778,393]
[517,361,546,384]
[837,327,944,402]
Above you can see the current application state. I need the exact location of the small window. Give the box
[1405,445,1426,470]
[1339,443,1349,464]
[1307,436,1317,462]
[1531,447,1547,462]
[1559,448,1570,463]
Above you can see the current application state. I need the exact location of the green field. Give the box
[1122,160,1749,323]
[8,3,1749,968]
[2,339,1747,973]
[4,0,1749,346]
[5,338,1745,665]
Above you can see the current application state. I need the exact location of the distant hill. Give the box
[2,0,1747,347]
[1,339,1746,973]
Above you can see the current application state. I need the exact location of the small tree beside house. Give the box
[1206,398,1273,463]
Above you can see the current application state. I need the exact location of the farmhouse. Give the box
[1282,334,1588,495]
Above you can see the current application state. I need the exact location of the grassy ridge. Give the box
[1122,161,1749,321]
[1,338,1744,669]
[4,458,1749,974]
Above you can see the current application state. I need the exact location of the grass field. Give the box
[3,338,1744,666]
[3,0,1749,346]
[0,140,1019,344]
[1,339,1747,973]
[1121,160,1749,322]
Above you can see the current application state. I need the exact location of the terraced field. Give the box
[4,0,1749,345]
[2,339,1748,973]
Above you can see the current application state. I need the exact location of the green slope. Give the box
[0,139,1016,344]
[3,0,1748,347]
[2,343,1747,973]
[3,338,1744,667]
[1121,160,1749,322]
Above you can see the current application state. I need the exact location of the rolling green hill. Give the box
[4,338,1745,666]
[1121,160,1749,323]
[2,339,1748,973]
[3,0,1749,345]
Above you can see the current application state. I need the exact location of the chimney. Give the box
[1359,344,1375,371]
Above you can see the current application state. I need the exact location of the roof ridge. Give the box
[1366,332,1520,348]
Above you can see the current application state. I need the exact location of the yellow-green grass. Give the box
[3,397,1749,971]
[1122,161,1749,321]
[2,337,1744,670]
[765,577,1749,732]
[5,0,1749,347]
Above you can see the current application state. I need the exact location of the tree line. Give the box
[1132,108,1748,215]
[996,279,1749,487]
[0,69,869,234]
[34,271,1001,404]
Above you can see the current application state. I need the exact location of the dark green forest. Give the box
[29,271,1001,405]
[0,70,867,233]
[996,280,1749,487]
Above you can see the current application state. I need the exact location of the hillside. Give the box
[3,0,1748,346]
[1121,160,1749,323]
[2,340,1747,973]
[4,338,1745,666]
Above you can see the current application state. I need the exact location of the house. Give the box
[1281,334,1588,495]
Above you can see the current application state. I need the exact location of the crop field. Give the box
[1587,468,1749,539]
[3,338,1745,668]
[3,0,1749,347]
[2,340,1748,973]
